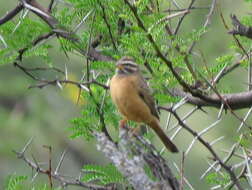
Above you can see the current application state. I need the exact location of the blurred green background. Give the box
[0,0,252,189]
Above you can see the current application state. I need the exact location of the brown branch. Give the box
[178,0,217,82]
[48,0,55,13]
[229,14,252,39]
[164,6,210,12]
[168,108,244,190]
[27,78,108,90]
[21,66,64,74]
[134,134,180,190]
[95,127,180,190]
[169,88,252,110]
[198,72,252,129]
[187,0,217,54]
[220,13,249,59]
[179,152,185,190]
[20,0,114,62]
[0,3,24,25]
[174,0,196,35]
[164,24,198,82]
[43,145,53,188]
[18,31,56,61]
[14,62,40,81]
[97,0,117,51]
[14,142,112,190]
[212,61,240,85]
[13,60,109,90]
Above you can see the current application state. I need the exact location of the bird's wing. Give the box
[137,75,160,120]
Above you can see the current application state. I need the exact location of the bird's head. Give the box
[116,56,140,75]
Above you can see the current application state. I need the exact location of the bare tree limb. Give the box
[11,0,115,62]
[14,140,113,190]
[229,14,252,39]
[174,0,196,35]
[168,88,252,110]
[95,127,180,190]
[0,3,24,25]
[48,0,55,12]
[168,108,244,190]
[97,0,117,51]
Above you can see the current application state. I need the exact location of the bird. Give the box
[110,56,178,153]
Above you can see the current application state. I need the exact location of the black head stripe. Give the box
[116,57,140,74]
[123,62,138,68]
[124,65,138,73]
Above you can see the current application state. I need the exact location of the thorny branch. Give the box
[174,0,196,35]
[95,126,180,190]
[168,88,252,110]
[14,139,114,190]
[0,0,114,61]
[229,14,252,39]
[97,0,117,51]
[166,108,244,190]
[0,3,23,25]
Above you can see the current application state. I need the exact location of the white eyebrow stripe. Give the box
[120,62,138,67]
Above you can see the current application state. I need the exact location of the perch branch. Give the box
[95,127,180,190]
[168,88,252,110]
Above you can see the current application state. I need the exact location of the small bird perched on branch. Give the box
[110,56,178,153]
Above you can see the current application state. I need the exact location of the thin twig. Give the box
[198,71,252,129]
[188,0,217,54]
[43,145,53,188]
[97,0,117,51]
[14,140,111,190]
[55,149,68,175]
[0,3,24,25]
[180,152,185,190]
[174,0,196,35]
[74,9,94,33]
[48,0,55,12]
[169,109,244,190]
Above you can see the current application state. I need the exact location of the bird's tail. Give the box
[149,119,179,153]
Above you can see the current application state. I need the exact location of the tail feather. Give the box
[149,120,179,153]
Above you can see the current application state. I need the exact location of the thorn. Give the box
[55,148,68,175]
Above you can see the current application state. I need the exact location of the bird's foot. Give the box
[129,127,141,137]
[119,119,127,128]
[129,125,147,137]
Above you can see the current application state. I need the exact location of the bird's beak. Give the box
[116,64,124,70]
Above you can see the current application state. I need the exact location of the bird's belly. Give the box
[110,77,152,123]
[117,95,146,122]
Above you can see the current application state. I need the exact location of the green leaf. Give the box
[82,164,125,185]
[5,175,27,190]
[206,172,230,186]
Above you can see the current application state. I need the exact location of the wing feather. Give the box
[137,76,160,120]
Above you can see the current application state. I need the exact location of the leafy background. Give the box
[0,0,252,189]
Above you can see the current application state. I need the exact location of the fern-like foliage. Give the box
[206,172,230,187]
[4,175,61,190]
[82,164,125,185]
[4,175,27,190]
[0,18,51,65]
[69,97,101,140]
